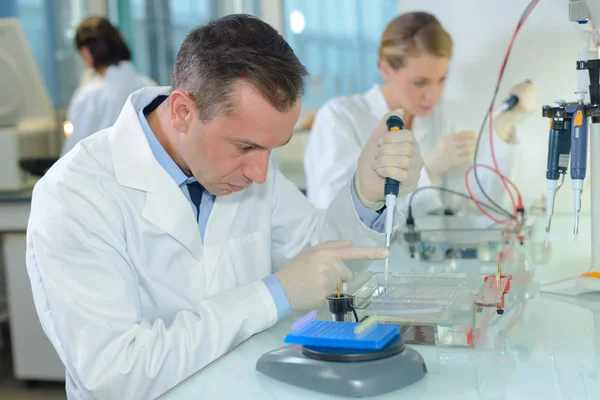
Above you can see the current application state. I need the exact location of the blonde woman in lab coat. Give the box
[60,16,156,156]
[304,12,536,215]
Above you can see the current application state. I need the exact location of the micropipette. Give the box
[383,115,405,289]
[569,103,588,240]
[492,79,532,119]
[543,103,572,247]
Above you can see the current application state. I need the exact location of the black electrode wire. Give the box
[352,308,359,323]
[407,186,512,219]
[471,0,539,219]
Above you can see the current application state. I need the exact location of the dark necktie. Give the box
[187,182,203,218]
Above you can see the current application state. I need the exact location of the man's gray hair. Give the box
[172,14,308,122]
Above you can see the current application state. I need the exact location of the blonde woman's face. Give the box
[381,52,450,117]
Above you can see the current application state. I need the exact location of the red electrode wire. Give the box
[465,0,539,225]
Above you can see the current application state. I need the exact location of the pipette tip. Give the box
[383,258,389,297]
[544,232,550,248]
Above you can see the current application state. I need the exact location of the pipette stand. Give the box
[581,57,600,290]
[586,115,600,292]
[543,55,600,294]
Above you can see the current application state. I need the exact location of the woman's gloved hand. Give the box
[354,109,424,210]
[424,130,477,182]
[494,81,537,143]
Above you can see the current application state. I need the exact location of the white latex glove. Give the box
[275,241,389,310]
[354,109,425,210]
[494,81,537,143]
[424,130,477,181]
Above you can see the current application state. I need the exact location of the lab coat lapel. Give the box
[202,189,244,285]
[109,87,203,261]
[141,177,203,261]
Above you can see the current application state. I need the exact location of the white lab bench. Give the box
[160,214,600,400]
[0,189,65,382]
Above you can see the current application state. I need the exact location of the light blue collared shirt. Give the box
[139,106,215,239]
[138,97,386,321]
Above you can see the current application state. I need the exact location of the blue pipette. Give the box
[383,115,405,285]
[544,104,572,247]
[568,104,588,239]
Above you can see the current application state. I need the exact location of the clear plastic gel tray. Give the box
[351,272,508,348]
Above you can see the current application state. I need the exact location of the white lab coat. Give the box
[26,87,393,400]
[60,61,156,157]
[304,84,513,216]
[77,68,101,88]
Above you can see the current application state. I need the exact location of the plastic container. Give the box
[352,272,509,348]
[284,320,400,351]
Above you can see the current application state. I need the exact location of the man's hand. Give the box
[354,109,424,210]
[275,241,389,310]
[424,130,477,181]
[495,81,537,143]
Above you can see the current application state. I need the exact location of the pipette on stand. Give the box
[383,115,405,293]
[569,102,588,240]
[543,102,572,247]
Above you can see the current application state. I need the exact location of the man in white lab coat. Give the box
[26,15,424,399]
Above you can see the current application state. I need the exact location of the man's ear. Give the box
[169,90,195,133]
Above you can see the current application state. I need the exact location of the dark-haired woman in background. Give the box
[61,16,156,156]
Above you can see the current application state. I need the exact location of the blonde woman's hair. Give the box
[379,11,453,69]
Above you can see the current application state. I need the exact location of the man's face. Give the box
[173,83,300,196]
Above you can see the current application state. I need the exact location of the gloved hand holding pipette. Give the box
[493,81,537,143]
[354,109,424,211]
[353,110,424,287]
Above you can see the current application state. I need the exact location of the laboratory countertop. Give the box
[160,214,599,400]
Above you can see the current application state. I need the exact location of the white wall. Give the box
[260,0,284,33]
[398,0,599,214]
[87,0,108,16]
